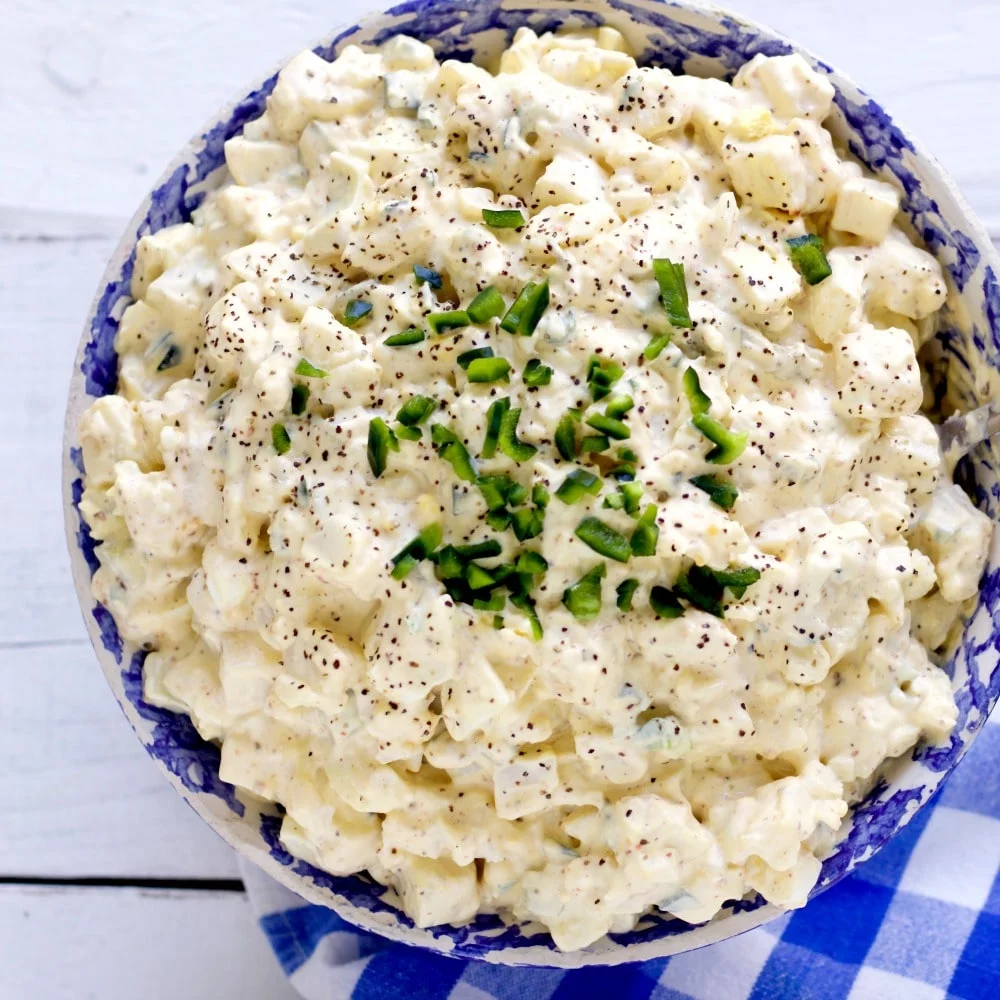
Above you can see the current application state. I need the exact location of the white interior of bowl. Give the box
[62,0,1000,967]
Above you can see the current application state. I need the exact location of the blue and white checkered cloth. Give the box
[242,712,1000,1000]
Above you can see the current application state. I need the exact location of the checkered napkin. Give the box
[242,712,1000,1000]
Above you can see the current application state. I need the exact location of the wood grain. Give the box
[0,227,116,646]
[0,644,240,878]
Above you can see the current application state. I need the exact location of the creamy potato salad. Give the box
[78,28,993,949]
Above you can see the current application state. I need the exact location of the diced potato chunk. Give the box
[723,134,808,212]
[390,853,480,927]
[807,248,864,343]
[224,137,299,186]
[533,152,607,207]
[912,484,993,601]
[867,237,947,319]
[833,323,922,419]
[723,242,802,329]
[493,751,560,819]
[734,53,835,122]
[268,47,381,140]
[831,177,900,243]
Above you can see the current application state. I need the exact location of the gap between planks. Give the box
[0,875,245,892]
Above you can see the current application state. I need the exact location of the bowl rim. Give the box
[62,0,1000,967]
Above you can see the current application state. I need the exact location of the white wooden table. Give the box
[1,1,997,996]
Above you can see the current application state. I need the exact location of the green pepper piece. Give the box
[586,355,624,401]
[434,545,464,580]
[509,592,543,639]
[563,564,606,621]
[616,578,639,612]
[477,474,512,511]
[290,384,309,416]
[523,358,554,387]
[586,412,631,440]
[482,397,510,459]
[395,424,421,441]
[511,508,544,541]
[506,482,529,506]
[440,441,478,482]
[397,395,436,426]
[432,424,478,482]
[457,346,495,369]
[455,539,503,560]
[532,484,550,508]
[465,563,497,589]
[605,395,634,419]
[786,234,832,285]
[427,309,470,335]
[500,280,549,336]
[343,299,372,327]
[580,434,610,454]
[390,523,443,579]
[467,286,507,324]
[431,424,459,446]
[413,264,443,288]
[650,585,684,619]
[555,468,602,505]
[482,208,526,229]
[498,407,537,462]
[474,593,506,612]
[555,408,582,461]
[491,562,518,585]
[486,509,512,532]
[272,423,291,455]
[689,474,739,511]
[629,504,659,557]
[700,565,762,590]
[692,414,748,465]
[384,327,426,347]
[367,417,398,476]
[620,481,643,516]
[466,357,512,383]
[644,332,672,360]
[652,258,693,328]
[682,367,711,416]
[575,517,630,562]
[295,358,328,378]
[443,577,474,604]
[674,568,724,618]
[390,553,419,580]
[515,550,548,576]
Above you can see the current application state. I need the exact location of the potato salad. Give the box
[78,28,993,949]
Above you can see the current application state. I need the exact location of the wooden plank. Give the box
[0,0,366,218]
[0,225,247,878]
[0,228,120,646]
[1,0,999,230]
[0,226,242,878]
[0,884,300,1000]
[0,643,241,878]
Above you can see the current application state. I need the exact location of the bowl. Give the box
[63,0,1000,967]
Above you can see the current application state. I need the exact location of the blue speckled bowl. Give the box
[63,0,1000,967]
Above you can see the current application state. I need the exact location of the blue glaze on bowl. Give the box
[63,0,1000,967]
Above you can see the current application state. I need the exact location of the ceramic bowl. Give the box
[63,0,1000,967]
